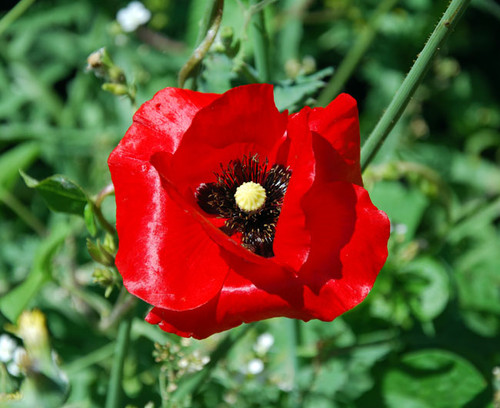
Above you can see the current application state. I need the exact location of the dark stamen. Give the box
[195,154,291,257]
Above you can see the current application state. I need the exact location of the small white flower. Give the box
[6,361,21,377]
[0,334,17,363]
[116,1,152,33]
[394,223,408,235]
[247,358,264,375]
[254,333,274,355]
[178,358,189,369]
[6,347,27,377]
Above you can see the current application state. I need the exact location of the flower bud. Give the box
[87,239,115,266]
[102,83,129,96]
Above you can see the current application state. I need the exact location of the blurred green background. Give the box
[0,0,499,407]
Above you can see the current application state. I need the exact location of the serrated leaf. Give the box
[20,171,88,215]
[274,67,334,112]
[383,350,486,408]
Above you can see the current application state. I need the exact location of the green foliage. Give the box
[20,172,88,215]
[1,0,499,407]
[382,350,486,407]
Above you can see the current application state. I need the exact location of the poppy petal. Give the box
[166,84,288,194]
[308,93,362,186]
[110,153,231,311]
[300,183,390,319]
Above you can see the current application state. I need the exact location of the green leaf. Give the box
[20,171,88,215]
[274,67,334,112]
[84,202,97,237]
[401,257,450,322]
[0,223,70,322]
[369,180,429,240]
[383,349,486,408]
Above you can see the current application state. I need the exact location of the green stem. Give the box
[360,0,471,172]
[316,0,399,106]
[178,0,224,88]
[99,290,137,331]
[234,60,261,83]
[287,319,302,408]
[0,187,46,236]
[105,314,133,408]
[63,343,115,376]
[92,183,116,236]
[250,0,271,82]
[0,0,37,36]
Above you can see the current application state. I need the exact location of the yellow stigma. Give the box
[234,181,266,212]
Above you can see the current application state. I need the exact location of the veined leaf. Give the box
[20,171,88,215]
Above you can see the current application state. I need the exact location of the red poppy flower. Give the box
[108,84,390,339]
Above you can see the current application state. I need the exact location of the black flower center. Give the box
[195,154,292,257]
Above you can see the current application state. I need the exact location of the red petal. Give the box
[144,184,389,339]
[165,84,288,194]
[308,93,362,186]
[300,183,390,319]
[108,88,231,311]
[110,153,231,311]
[273,108,314,272]
[145,269,310,339]
[111,87,218,161]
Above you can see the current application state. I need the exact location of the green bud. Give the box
[220,26,234,48]
[87,239,115,266]
[102,233,117,254]
[302,56,316,75]
[92,267,116,288]
[102,83,129,96]
[108,66,126,83]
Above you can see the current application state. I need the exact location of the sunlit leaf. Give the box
[20,171,88,215]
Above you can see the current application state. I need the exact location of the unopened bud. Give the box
[87,239,115,266]
[102,83,129,96]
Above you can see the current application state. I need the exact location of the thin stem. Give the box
[234,60,261,83]
[316,0,399,107]
[0,0,37,36]
[105,314,133,408]
[99,289,137,331]
[64,343,115,376]
[287,319,301,408]
[95,183,115,208]
[178,0,224,88]
[250,0,271,82]
[360,0,471,172]
[92,184,116,236]
[0,187,46,236]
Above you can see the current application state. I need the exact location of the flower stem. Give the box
[316,0,399,107]
[99,289,137,331]
[360,0,471,172]
[92,183,117,236]
[286,319,303,408]
[250,0,271,82]
[0,186,46,236]
[105,313,133,408]
[0,0,37,36]
[178,0,224,89]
